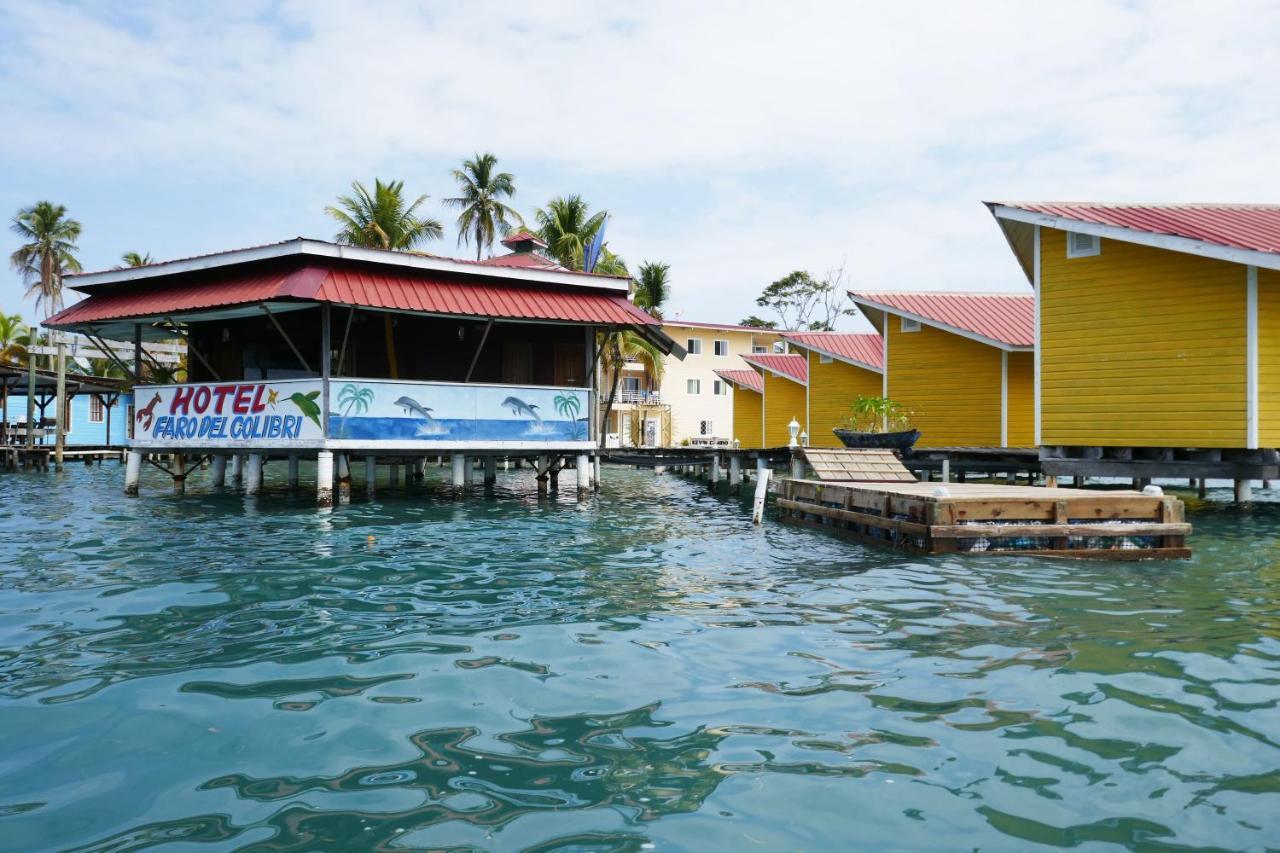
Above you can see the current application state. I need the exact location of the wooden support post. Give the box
[316,451,334,507]
[336,454,351,504]
[710,452,722,490]
[124,450,142,496]
[366,456,377,496]
[389,463,400,489]
[729,454,742,494]
[484,455,497,488]
[288,454,300,489]
[536,454,550,495]
[941,458,951,483]
[789,453,804,481]
[211,454,227,487]
[1045,474,1058,488]
[173,453,186,494]
[451,453,466,496]
[575,453,590,495]
[414,458,426,482]
[462,457,473,486]
[1198,478,1207,499]
[752,467,772,524]
[593,455,601,491]
[245,453,263,495]
[1235,479,1252,504]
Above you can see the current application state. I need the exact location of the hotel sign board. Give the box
[132,380,325,447]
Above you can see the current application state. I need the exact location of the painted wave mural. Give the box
[327,380,590,442]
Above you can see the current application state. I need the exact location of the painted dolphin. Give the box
[501,396,541,421]
[394,396,434,419]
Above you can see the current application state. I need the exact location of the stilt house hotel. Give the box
[847,291,1035,449]
[45,237,676,502]
[713,368,764,448]
[777,331,884,448]
[986,202,1280,495]
[740,352,809,447]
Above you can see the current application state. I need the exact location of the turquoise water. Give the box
[0,465,1278,851]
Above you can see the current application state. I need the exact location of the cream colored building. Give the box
[604,321,784,446]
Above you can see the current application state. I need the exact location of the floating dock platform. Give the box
[777,449,1190,559]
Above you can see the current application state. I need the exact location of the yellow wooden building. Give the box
[778,332,884,448]
[988,202,1280,456]
[847,292,1035,448]
[714,368,764,447]
[739,353,809,447]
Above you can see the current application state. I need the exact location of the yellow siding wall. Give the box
[1260,268,1280,447]
[1005,351,1035,447]
[731,388,763,448]
[1040,228,1247,447]
[806,351,883,448]
[762,372,807,447]
[887,321,1002,447]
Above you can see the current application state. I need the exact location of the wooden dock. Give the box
[776,449,1190,559]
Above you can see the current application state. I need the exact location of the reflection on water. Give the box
[0,464,1277,850]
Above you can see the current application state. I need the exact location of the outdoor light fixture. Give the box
[799,431,809,447]
[788,417,800,447]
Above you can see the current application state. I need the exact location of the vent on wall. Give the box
[1067,231,1101,258]
[900,317,920,333]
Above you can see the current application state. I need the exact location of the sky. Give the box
[3,0,1280,331]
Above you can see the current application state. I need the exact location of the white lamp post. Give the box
[788,417,801,448]
[799,431,809,447]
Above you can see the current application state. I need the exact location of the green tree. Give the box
[753,265,854,330]
[633,262,670,318]
[443,153,522,260]
[0,313,29,364]
[535,195,606,270]
[9,201,83,320]
[597,331,665,448]
[592,247,628,277]
[325,179,443,250]
[738,315,777,329]
[120,251,153,267]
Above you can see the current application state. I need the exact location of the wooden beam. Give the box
[335,306,355,377]
[260,304,313,373]
[464,319,494,383]
[163,317,219,381]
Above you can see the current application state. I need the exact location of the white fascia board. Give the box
[988,204,1280,273]
[846,294,1032,353]
[67,238,632,293]
[781,339,884,375]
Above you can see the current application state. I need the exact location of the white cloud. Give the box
[2,0,1280,324]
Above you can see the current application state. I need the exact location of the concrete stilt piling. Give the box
[1198,479,1207,499]
[711,452,722,490]
[729,455,742,494]
[549,458,560,492]
[451,453,466,497]
[245,453,264,495]
[414,458,426,482]
[576,453,590,495]
[316,451,334,507]
[536,454,550,495]
[463,457,474,487]
[366,456,377,497]
[124,451,142,496]
[211,454,227,487]
[593,455,601,491]
[789,454,804,481]
[1235,479,1253,504]
[173,453,186,494]
[337,454,351,504]
[287,454,300,490]
[229,454,243,487]
[484,455,497,489]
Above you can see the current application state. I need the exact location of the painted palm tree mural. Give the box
[337,383,374,436]
[554,392,585,440]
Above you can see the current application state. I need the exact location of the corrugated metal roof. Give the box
[714,368,764,394]
[741,353,808,384]
[475,252,566,270]
[779,331,883,371]
[48,260,657,329]
[994,202,1280,254]
[849,291,1034,348]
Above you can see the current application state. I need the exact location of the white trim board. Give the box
[847,294,1033,352]
[1001,350,1009,448]
[1033,225,1042,447]
[778,339,884,374]
[67,238,632,293]
[989,204,1280,274]
[1247,265,1259,449]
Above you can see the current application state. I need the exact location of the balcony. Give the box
[614,390,662,405]
[130,378,594,451]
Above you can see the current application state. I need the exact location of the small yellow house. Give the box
[741,353,809,447]
[714,368,764,447]
[778,331,884,448]
[848,291,1035,448]
[987,202,1280,459]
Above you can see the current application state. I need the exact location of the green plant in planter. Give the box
[844,395,912,433]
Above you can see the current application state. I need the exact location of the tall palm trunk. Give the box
[598,338,624,448]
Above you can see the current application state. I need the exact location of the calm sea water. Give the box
[0,464,1278,851]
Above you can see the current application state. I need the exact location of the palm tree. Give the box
[535,195,606,270]
[325,179,443,250]
[0,313,29,364]
[634,262,670,317]
[9,201,83,320]
[597,330,665,448]
[443,153,522,260]
[120,251,153,267]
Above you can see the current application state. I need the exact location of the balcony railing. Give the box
[614,390,661,404]
[129,378,593,449]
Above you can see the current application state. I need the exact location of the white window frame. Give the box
[1066,231,1101,259]
[686,338,703,356]
[713,380,726,396]
[89,395,105,423]
[686,378,701,395]
[713,339,729,356]
[699,419,714,436]
[752,345,768,354]
[900,317,920,333]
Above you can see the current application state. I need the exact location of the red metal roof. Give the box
[48,260,658,329]
[742,353,808,384]
[780,331,883,370]
[993,202,1280,255]
[476,252,565,270]
[714,368,764,394]
[500,230,547,248]
[849,291,1034,348]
